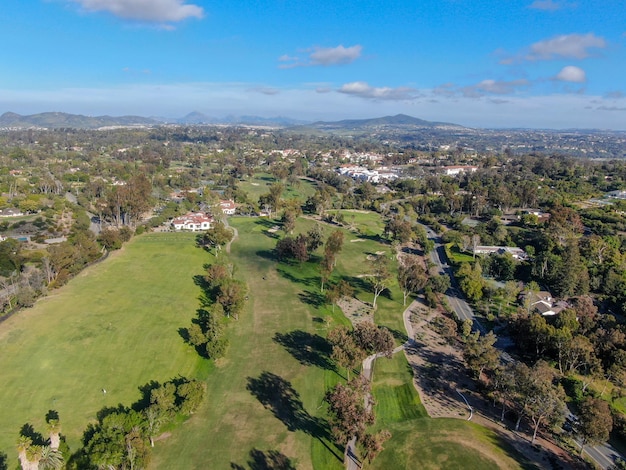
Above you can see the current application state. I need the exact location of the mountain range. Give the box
[0,111,460,130]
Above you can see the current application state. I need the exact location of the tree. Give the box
[293,233,309,264]
[577,396,613,455]
[319,251,334,293]
[458,262,485,302]
[324,376,374,445]
[360,430,391,464]
[281,210,297,235]
[463,331,500,379]
[352,322,395,357]
[368,254,390,309]
[428,274,451,294]
[527,382,566,444]
[397,257,427,306]
[216,278,247,319]
[202,221,234,257]
[275,236,296,261]
[306,224,324,253]
[38,446,63,470]
[511,360,560,434]
[325,230,344,265]
[327,326,365,379]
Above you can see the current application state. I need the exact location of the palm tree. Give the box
[46,419,61,451]
[25,444,42,470]
[38,446,64,470]
[16,435,32,470]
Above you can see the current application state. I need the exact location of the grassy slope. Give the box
[370,354,536,470]
[0,233,204,456]
[0,209,534,469]
[151,217,350,469]
[237,173,317,204]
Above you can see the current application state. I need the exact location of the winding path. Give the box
[344,300,420,469]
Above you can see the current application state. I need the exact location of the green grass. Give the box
[0,232,205,456]
[369,354,536,470]
[237,173,317,203]
[151,217,350,469]
[0,211,533,469]
[445,243,475,264]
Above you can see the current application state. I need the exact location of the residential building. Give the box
[171,212,213,231]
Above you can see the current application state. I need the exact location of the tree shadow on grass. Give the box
[298,290,326,308]
[256,249,277,262]
[344,275,370,293]
[276,268,317,287]
[384,326,408,343]
[230,449,296,470]
[19,423,46,446]
[246,372,343,462]
[273,330,335,371]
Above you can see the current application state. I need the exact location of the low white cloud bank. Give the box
[70,0,204,22]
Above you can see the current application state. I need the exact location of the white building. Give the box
[442,165,479,176]
[171,213,213,231]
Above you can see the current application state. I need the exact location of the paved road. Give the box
[580,439,622,469]
[420,224,483,332]
[421,223,621,469]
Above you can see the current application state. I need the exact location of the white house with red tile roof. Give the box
[171,212,213,231]
[219,200,237,215]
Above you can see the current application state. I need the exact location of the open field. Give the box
[151,216,352,469]
[0,211,535,469]
[0,232,205,457]
[237,173,317,203]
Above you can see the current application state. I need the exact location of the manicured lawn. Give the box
[369,354,537,470]
[0,232,205,457]
[0,211,533,469]
[446,243,475,264]
[151,217,350,469]
[238,173,317,203]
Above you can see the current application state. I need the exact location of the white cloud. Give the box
[474,79,530,94]
[338,81,418,100]
[555,66,586,83]
[279,45,362,68]
[310,45,362,66]
[500,33,607,64]
[527,33,606,60]
[70,0,204,23]
[449,79,530,98]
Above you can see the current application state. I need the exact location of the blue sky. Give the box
[1,0,625,129]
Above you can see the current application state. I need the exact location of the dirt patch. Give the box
[154,432,172,442]
[403,298,580,470]
[267,225,280,233]
[350,239,366,243]
[337,296,374,326]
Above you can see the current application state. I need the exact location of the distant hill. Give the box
[176,111,215,124]
[293,114,465,132]
[0,112,160,129]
